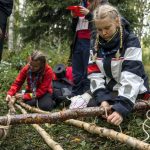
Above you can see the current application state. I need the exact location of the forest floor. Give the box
[0,63,149,150]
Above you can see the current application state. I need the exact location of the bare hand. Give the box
[107,111,123,126]
[100,101,110,108]
[100,101,123,125]
[79,6,89,15]
[15,93,23,99]
[71,11,77,18]
[6,94,12,102]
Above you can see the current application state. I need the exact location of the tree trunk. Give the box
[15,104,63,150]
[66,119,150,150]
[8,3,15,51]
[16,0,27,50]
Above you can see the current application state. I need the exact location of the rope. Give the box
[104,106,123,133]
[0,113,11,142]
[142,109,150,142]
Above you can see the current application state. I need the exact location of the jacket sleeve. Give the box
[85,12,97,53]
[88,72,112,105]
[71,17,78,33]
[112,37,148,117]
[7,66,28,96]
[35,68,53,98]
[85,12,93,21]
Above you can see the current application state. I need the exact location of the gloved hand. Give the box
[69,93,92,109]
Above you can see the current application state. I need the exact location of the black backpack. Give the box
[52,64,73,104]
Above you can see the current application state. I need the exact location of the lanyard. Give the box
[29,69,39,98]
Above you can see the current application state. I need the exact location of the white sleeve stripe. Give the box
[124,47,142,61]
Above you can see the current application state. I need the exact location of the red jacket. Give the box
[7,64,53,100]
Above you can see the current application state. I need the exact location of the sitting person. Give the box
[6,50,56,111]
[69,4,149,126]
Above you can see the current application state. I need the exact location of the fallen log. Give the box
[0,107,106,125]
[66,119,150,150]
[15,104,63,150]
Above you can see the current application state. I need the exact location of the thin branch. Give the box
[15,104,63,150]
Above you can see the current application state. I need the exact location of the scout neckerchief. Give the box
[29,68,40,99]
[98,29,120,58]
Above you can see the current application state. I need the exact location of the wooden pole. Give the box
[1,99,147,126]
[15,104,63,150]
[66,119,150,150]
[0,107,106,125]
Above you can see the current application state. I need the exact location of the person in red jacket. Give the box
[6,50,55,111]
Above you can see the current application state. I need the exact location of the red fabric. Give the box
[77,30,90,39]
[143,93,150,100]
[66,66,73,82]
[23,93,32,100]
[88,64,101,75]
[53,66,73,82]
[53,64,101,83]
[7,64,53,100]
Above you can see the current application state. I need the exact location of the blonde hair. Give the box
[94,4,123,51]
[94,4,120,20]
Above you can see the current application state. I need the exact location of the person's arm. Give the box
[7,65,28,96]
[112,35,148,118]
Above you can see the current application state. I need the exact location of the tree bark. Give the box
[8,3,15,51]
[1,99,148,126]
[66,119,150,150]
[133,100,150,111]
[17,101,49,114]
[15,104,63,150]
[0,107,106,126]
